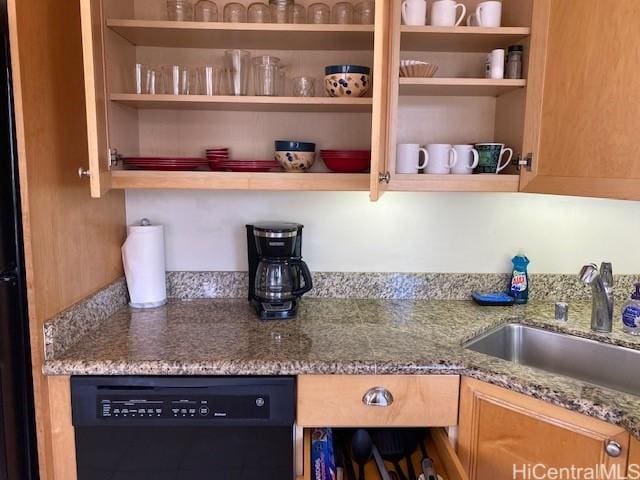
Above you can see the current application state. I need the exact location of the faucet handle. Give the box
[600,262,613,287]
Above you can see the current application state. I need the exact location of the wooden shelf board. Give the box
[388,173,520,192]
[110,170,371,191]
[398,78,527,97]
[400,26,531,52]
[110,94,373,112]
[107,19,375,50]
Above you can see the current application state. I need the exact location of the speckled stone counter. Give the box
[43,297,640,439]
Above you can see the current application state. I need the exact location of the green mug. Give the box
[474,143,513,174]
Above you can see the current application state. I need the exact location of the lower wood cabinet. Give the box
[458,377,630,480]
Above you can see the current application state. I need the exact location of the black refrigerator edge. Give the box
[0,0,40,478]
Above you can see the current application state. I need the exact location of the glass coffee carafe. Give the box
[255,257,312,302]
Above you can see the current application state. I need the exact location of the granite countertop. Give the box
[43,296,640,439]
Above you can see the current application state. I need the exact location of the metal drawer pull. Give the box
[605,440,622,457]
[362,387,394,407]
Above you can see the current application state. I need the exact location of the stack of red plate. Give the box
[206,147,280,172]
[320,150,371,173]
[123,157,208,171]
[206,147,230,161]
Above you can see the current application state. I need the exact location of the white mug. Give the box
[451,145,479,174]
[425,144,457,174]
[397,143,428,174]
[401,0,427,26]
[430,0,466,27]
[467,0,502,27]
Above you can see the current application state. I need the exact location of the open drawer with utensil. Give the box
[296,375,467,480]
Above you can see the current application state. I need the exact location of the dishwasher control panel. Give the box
[97,395,270,420]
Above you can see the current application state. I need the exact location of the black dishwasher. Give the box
[71,376,295,480]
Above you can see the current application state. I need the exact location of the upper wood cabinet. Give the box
[458,378,630,480]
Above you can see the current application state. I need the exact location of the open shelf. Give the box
[110,170,371,191]
[107,19,375,50]
[400,26,531,52]
[398,78,527,96]
[388,174,520,192]
[110,94,374,113]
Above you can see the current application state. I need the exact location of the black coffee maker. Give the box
[246,222,313,320]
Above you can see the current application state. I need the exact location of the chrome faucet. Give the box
[579,262,614,333]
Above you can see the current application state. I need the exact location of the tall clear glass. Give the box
[224,50,251,95]
[252,56,281,96]
[198,65,222,95]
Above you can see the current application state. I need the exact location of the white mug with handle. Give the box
[401,0,427,26]
[467,0,502,27]
[430,0,466,27]
[425,144,457,174]
[451,145,479,174]
[396,143,429,173]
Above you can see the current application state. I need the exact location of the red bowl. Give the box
[322,155,371,173]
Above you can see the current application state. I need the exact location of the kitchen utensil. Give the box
[224,49,251,95]
[320,150,371,173]
[467,0,502,27]
[167,0,194,20]
[399,60,438,78]
[275,140,316,151]
[332,2,354,24]
[425,144,457,174]
[292,76,316,97]
[269,0,293,23]
[124,157,207,171]
[402,430,419,480]
[371,442,393,480]
[451,144,479,174]
[324,65,370,97]
[474,143,513,173]
[489,48,505,79]
[197,65,222,95]
[396,143,428,174]
[355,0,375,24]
[351,429,372,480]
[401,0,427,26]
[370,429,408,480]
[308,2,330,23]
[195,0,218,20]
[252,56,281,96]
[248,2,271,22]
[292,3,306,23]
[275,151,316,171]
[421,459,438,480]
[430,0,465,26]
[223,2,247,22]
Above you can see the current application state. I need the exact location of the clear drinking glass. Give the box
[134,63,147,94]
[292,4,306,23]
[163,65,196,95]
[292,76,315,97]
[136,64,163,94]
[354,0,374,24]
[195,0,218,21]
[198,65,222,95]
[308,3,330,23]
[224,49,251,95]
[223,2,247,22]
[167,0,194,20]
[269,0,293,23]
[332,2,353,23]
[248,2,271,22]
[252,56,281,96]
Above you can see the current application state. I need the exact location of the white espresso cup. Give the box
[396,143,429,173]
[425,144,457,174]
[467,0,502,27]
[430,0,466,27]
[401,0,427,25]
[451,145,479,174]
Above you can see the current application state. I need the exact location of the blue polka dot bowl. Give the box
[275,150,316,172]
[324,65,371,97]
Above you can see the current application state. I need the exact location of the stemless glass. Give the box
[136,64,163,94]
[269,0,293,23]
[332,2,354,23]
[224,49,251,95]
[354,0,374,24]
[307,3,330,23]
[195,0,218,21]
[248,2,271,22]
[292,76,315,97]
[252,56,280,96]
[167,0,194,20]
[292,4,306,23]
[223,2,247,22]
[198,65,222,95]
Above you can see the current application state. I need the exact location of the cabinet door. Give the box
[458,378,629,480]
[79,0,112,198]
[519,0,640,200]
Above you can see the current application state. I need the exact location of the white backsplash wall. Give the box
[126,190,640,274]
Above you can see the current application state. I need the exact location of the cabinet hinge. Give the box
[517,153,533,172]
[108,148,122,169]
[378,171,391,184]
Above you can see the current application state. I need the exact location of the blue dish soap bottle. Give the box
[509,252,530,304]
[622,283,640,335]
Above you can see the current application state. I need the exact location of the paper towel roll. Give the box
[122,221,167,308]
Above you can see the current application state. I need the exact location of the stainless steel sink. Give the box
[464,323,640,395]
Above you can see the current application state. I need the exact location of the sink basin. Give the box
[464,323,640,395]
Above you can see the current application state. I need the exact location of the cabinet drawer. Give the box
[297,375,460,427]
